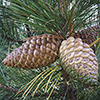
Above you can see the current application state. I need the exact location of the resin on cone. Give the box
[2,34,61,69]
[74,25,99,44]
[59,37,98,85]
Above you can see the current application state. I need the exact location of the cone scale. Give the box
[59,37,98,85]
[2,34,61,69]
[74,25,99,44]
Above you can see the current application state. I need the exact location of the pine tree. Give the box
[0,0,100,100]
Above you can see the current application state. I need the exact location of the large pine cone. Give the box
[3,34,61,69]
[59,37,98,85]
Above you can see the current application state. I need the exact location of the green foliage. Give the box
[8,0,99,36]
[0,0,100,100]
[0,5,20,44]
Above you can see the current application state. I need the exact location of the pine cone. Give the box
[59,37,98,85]
[74,25,99,44]
[2,34,61,69]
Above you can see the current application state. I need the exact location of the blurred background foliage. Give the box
[0,0,100,100]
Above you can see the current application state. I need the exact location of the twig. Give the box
[0,51,7,56]
[0,83,18,93]
[5,37,27,43]
[34,93,57,97]
[0,83,62,98]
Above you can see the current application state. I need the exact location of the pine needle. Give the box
[56,81,65,86]
[96,43,100,54]
[22,76,39,97]
[41,70,61,91]
[59,0,66,19]
[31,66,59,97]
[47,75,58,92]
[89,38,100,47]
[22,67,55,100]
[45,72,54,93]
[15,67,55,97]
[46,72,61,93]
[47,72,62,100]
[15,70,42,97]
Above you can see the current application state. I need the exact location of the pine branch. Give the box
[0,51,7,56]
[34,93,57,97]
[5,37,25,43]
[0,83,60,98]
[0,83,18,93]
